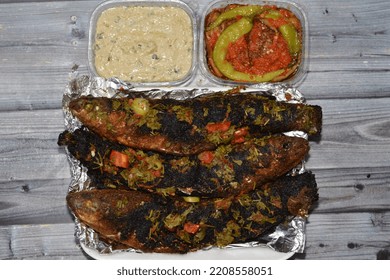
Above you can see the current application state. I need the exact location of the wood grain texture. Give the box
[0,223,90,260]
[0,179,72,226]
[301,212,390,260]
[0,0,389,260]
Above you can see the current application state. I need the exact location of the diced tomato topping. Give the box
[183,222,200,234]
[232,127,249,144]
[136,154,144,160]
[214,199,232,210]
[232,136,245,144]
[108,111,126,126]
[206,121,231,133]
[151,169,162,178]
[198,151,215,165]
[109,150,129,169]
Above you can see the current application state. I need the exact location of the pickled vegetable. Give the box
[205,4,303,83]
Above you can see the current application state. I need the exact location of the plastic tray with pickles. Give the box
[204,4,303,83]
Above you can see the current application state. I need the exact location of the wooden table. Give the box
[0,0,389,260]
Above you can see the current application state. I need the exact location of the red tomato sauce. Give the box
[225,20,292,76]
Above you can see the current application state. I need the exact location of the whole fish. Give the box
[58,127,309,197]
[68,91,322,155]
[67,172,318,254]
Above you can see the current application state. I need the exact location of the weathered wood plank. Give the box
[0,109,70,181]
[0,109,64,138]
[0,179,72,226]
[0,223,89,260]
[302,212,390,260]
[311,167,390,213]
[0,137,70,182]
[305,97,390,169]
[299,72,390,99]
[0,0,92,110]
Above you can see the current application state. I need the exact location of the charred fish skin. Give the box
[58,127,309,197]
[68,92,322,155]
[66,173,318,254]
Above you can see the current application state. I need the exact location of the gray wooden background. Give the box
[0,0,389,259]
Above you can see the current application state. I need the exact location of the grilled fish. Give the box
[58,127,309,197]
[68,92,322,155]
[67,172,318,254]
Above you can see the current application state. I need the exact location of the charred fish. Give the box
[67,173,318,254]
[68,92,322,155]
[58,127,309,197]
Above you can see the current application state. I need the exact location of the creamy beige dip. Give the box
[93,6,193,83]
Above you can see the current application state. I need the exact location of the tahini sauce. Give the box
[94,6,193,83]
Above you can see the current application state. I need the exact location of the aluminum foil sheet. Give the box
[62,74,310,257]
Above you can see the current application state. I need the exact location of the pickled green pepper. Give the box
[207,5,267,31]
[262,9,301,54]
[279,23,301,54]
[212,18,284,82]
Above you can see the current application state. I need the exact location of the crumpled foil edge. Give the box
[62,74,310,257]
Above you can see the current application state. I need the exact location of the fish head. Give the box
[66,189,153,239]
[66,190,106,226]
[68,97,91,116]
[273,135,309,163]
[67,189,152,219]
[68,97,109,120]
[66,190,128,243]
[68,97,115,136]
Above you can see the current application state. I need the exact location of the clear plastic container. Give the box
[88,0,198,87]
[199,0,309,87]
